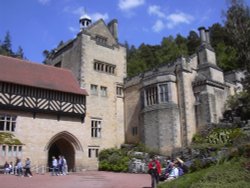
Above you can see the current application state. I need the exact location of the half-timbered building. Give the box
[0,55,88,171]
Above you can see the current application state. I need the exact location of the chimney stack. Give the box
[108,19,118,41]
[205,29,210,44]
[198,27,206,44]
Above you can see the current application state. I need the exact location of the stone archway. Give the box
[45,131,83,172]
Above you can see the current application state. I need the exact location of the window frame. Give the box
[0,114,17,132]
[88,147,99,158]
[100,86,107,97]
[91,119,102,138]
[90,84,98,95]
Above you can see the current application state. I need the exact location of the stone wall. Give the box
[0,109,88,170]
[43,19,127,169]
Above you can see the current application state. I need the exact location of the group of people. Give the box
[3,157,33,177]
[51,155,68,176]
[148,155,186,188]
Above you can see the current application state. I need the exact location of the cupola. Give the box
[79,14,92,30]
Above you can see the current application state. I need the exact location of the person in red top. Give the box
[148,155,162,188]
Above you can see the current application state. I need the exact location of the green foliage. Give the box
[0,132,23,145]
[206,128,231,145]
[98,148,130,172]
[225,91,250,121]
[132,143,159,155]
[0,31,26,59]
[214,42,238,71]
[189,159,203,172]
[126,0,250,77]
[126,33,193,77]
[192,128,244,147]
[158,158,250,188]
[224,0,250,71]
[187,31,200,55]
[192,134,204,144]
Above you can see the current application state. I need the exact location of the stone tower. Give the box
[45,16,127,168]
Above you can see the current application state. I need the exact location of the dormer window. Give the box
[95,35,107,45]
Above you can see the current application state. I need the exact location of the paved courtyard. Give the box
[0,171,152,188]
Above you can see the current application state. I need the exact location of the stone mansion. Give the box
[0,16,241,170]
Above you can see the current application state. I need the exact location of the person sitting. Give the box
[9,162,13,174]
[3,161,10,174]
[165,160,174,178]
[165,163,179,181]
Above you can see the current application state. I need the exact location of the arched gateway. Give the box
[45,131,83,171]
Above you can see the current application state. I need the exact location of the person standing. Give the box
[51,156,58,176]
[148,155,161,188]
[62,156,68,175]
[24,158,33,177]
[16,158,23,176]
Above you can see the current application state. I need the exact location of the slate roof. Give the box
[0,55,88,95]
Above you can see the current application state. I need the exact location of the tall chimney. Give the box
[108,19,118,41]
[205,29,210,44]
[198,27,206,44]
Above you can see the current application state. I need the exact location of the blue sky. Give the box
[1,0,249,63]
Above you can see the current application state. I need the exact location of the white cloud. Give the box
[166,12,194,29]
[90,13,109,22]
[152,20,165,32]
[148,5,166,18]
[38,0,51,5]
[66,6,109,21]
[148,6,194,32]
[118,0,145,11]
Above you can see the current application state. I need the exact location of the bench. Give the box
[0,165,5,174]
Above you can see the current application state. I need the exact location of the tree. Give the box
[210,23,238,71]
[187,31,200,55]
[16,46,24,59]
[223,0,250,121]
[0,31,26,59]
[224,0,250,71]
[175,34,188,56]
[157,35,186,64]
[2,31,13,55]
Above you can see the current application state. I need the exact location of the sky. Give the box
[0,0,250,63]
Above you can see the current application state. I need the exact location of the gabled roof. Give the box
[0,55,88,95]
[83,19,118,46]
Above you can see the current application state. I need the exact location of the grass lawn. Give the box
[158,158,250,188]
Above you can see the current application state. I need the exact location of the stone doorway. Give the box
[48,138,75,171]
[46,131,83,172]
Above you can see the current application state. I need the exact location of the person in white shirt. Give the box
[51,156,58,176]
[166,163,179,181]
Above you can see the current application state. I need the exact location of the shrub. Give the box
[98,148,130,172]
[192,134,205,144]
[189,159,202,172]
